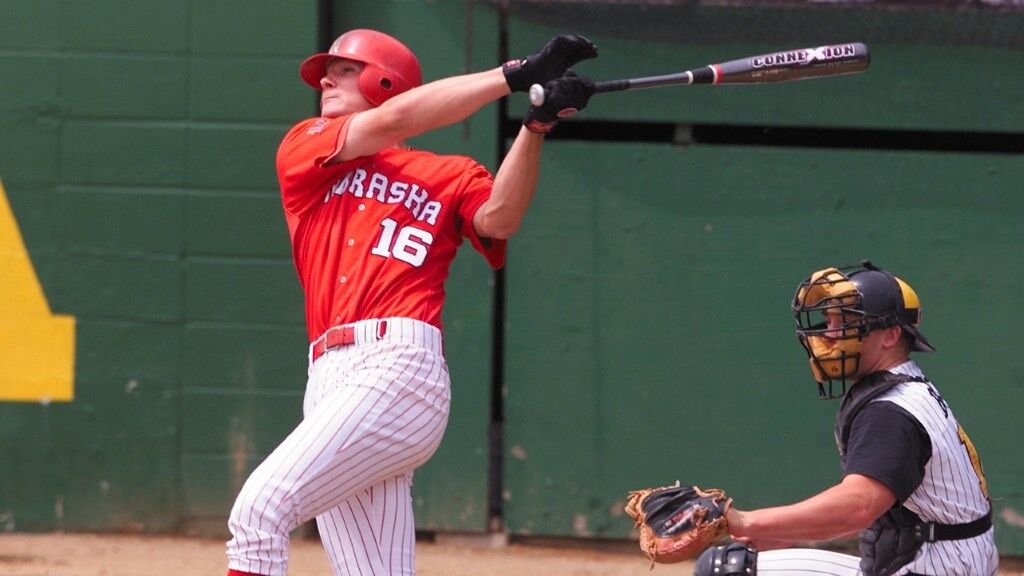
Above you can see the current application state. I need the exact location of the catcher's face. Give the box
[801,308,866,394]
[793,267,868,398]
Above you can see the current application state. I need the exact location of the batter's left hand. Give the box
[522,71,595,134]
[503,35,598,93]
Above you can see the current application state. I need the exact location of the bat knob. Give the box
[528,83,545,106]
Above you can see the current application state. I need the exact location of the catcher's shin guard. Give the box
[693,543,757,576]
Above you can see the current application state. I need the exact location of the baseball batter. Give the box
[224,29,597,576]
[696,262,997,576]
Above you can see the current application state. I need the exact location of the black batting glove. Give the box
[523,71,596,135]
[503,35,598,93]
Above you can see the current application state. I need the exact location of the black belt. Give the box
[913,509,992,543]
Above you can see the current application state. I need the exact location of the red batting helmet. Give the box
[299,29,422,106]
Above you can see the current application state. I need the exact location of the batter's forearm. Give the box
[473,126,544,239]
[342,69,510,160]
[398,68,511,133]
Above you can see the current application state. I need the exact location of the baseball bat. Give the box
[528,42,870,106]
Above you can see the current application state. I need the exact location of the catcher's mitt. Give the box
[624,482,732,564]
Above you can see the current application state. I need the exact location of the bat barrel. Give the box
[714,42,869,84]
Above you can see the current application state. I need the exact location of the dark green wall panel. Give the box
[182,326,307,390]
[0,56,59,111]
[187,126,285,189]
[61,56,189,119]
[190,0,318,56]
[61,123,188,186]
[57,187,185,255]
[186,192,291,257]
[0,0,60,50]
[184,259,303,323]
[182,390,302,456]
[74,321,182,384]
[0,116,59,187]
[190,57,310,122]
[4,185,58,256]
[181,454,262,520]
[504,141,1023,539]
[53,255,182,321]
[63,0,189,53]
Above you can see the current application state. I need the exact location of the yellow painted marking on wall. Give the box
[0,176,76,402]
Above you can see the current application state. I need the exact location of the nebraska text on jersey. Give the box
[325,168,443,226]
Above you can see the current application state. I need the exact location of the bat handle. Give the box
[528,83,546,106]
[527,79,627,107]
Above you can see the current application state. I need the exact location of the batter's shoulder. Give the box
[389,148,493,176]
[286,117,329,136]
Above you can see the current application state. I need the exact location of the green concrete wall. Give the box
[1,0,318,533]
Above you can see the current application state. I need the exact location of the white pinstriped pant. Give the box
[759,545,999,575]
[227,318,450,576]
[757,548,862,575]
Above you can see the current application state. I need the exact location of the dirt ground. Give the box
[1,532,1021,575]
[0,532,679,576]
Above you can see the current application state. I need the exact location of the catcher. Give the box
[626,262,996,576]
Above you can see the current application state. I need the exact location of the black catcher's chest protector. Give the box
[836,372,928,576]
[835,372,992,576]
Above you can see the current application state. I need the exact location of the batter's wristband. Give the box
[502,59,529,92]
[524,118,556,134]
[523,106,557,134]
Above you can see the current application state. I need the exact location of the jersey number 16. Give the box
[371,218,434,267]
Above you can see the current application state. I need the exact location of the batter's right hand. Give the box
[522,71,595,134]
[503,35,598,93]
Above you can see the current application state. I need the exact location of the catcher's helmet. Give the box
[299,29,422,106]
[792,261,934,399]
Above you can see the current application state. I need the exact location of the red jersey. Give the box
[276,116,506,341]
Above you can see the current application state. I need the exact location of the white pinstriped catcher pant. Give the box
[757,548,863,575]
[227,318,450,576]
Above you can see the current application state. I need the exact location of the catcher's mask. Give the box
[792,260,934,399]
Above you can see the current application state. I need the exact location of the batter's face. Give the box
[319,58,374,118]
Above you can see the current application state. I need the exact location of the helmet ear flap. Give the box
[357,64,417,106]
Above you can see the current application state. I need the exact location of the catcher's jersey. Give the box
[277,115,506,340]
[873,361,997,575]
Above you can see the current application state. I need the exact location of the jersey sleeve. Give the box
[456,161,507,269]
[276,116,358,218]
[844,401,932,503]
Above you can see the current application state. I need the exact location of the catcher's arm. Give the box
[730,534,792,552]
[727,474,894,543]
